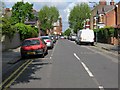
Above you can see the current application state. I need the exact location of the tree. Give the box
[69,3,91,33]
[15,23,38,40]
[1,17,16,40]
[38,6,59,32]
[64,28,71,36]
[11,2,34,24]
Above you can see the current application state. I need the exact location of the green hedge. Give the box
[94,27,117,43]
[15,23,38,40]
[1,17,38,41]
[1,17,16,40]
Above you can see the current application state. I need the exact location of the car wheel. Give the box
[41,53,45,58]
[91,42,94,46]
[45,49,48,55]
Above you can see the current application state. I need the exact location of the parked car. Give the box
[60,36,64,39]
[41,36,54,49]
[20,38,48,58]
[77,29,95,45]
[71,35,77,41]
[50,35,56,43]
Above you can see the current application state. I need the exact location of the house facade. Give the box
[90,0,116,30]
[53,16,62,35]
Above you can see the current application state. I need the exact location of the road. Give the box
[2,39,118,89]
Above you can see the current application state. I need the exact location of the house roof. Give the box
[97,5,115,14]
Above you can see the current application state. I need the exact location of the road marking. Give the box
[4,60,33,90]
[0,60,30,89]
[73,53,80,61]
[51,41,58,57]
[73,53,94,77]
[81,62,94,77]
[99,86,104,89]
[74,53,105,90]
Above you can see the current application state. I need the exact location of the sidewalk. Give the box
[95,42,119,55]
[2,47,21,72]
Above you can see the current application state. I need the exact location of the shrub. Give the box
[1,17,16,40]
[93,27,115,43]
[15,23,38,40]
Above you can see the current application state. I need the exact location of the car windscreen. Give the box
[22,39,40,46]
[42,37,50,40]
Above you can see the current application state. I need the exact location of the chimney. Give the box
[99,0,107,5]
[110,0,115,5]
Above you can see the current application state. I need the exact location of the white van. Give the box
[77,29,94,45]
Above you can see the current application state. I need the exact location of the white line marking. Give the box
[74,53,94,77]
[99,86,104,89]
[73,53,80,61]
[50,57,52,59]
[74,53,104,89]
[51,41,58,57]
[81,62,94,77]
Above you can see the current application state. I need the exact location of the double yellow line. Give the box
[0,59,33,90]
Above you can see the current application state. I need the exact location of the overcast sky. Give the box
[2,0,120,32]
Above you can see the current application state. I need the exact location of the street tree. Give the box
[64,28,71,36]
[11,2,34,24]
[38,6,59,33]
[69,3,91,33]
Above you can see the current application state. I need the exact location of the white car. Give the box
[41,36,54,49]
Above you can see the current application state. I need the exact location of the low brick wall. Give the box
[1,33,21,51]
[110,37,118,45]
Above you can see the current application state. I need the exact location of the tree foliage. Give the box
[38,6,59,31]
[11,2,34,24]
[64,28,71,36]
[69,3,91,33]
[15,23,38,40]
[1,17,16,40]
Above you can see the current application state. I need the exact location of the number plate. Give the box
[27,52,35,55]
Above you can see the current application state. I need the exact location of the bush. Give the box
[1,17,16,40]
[15,23,38,40]
[94,27,115,43]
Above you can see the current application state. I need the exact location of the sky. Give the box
[2,0,120,32]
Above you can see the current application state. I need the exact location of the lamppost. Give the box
[96,10,99,44]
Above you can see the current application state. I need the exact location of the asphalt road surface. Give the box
[4,39,118,89]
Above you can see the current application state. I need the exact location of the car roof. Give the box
[25,38,40,40]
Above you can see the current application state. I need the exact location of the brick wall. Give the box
[117,2,120,25]
[105,9,116,27]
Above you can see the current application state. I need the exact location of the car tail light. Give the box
[46,40,51,42]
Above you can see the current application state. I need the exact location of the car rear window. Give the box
[22,39,40,46]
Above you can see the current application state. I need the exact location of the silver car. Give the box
[41,36,54,49]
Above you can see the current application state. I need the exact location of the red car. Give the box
[20,38,48,58]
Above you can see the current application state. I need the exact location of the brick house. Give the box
[90,0,115,29]
[89,0,120,45]
[52,16,62,35]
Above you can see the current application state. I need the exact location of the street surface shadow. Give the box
[10,58,51,87]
